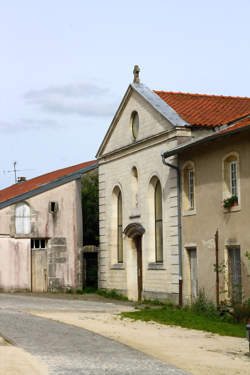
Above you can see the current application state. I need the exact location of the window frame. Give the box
[182,161,196,214]
[229,160,238,197]
[15,202,31,235]
[154,180,163,263]
[117,190,123,263]
[188,168,194,210]
[222,152,240,210]
[131,111,139,140]
[31,238,47,250]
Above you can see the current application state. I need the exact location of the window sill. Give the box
[148,262,166,270]
[13,234,31,239]
[110,263,125,270]
[224,205,241,213]
[183,209,196,217]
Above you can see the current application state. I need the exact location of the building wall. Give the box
[0,179,83,291]
[0,237,30,291]
[179,131,250,303]
[98,89,191,301]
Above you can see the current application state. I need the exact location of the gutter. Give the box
[161,153,183,307]
[162,123,250,159]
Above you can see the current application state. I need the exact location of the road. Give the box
[0,294,189,375]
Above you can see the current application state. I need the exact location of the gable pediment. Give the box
[96,83,187,158]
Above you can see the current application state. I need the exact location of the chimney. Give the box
[17,177,26,183]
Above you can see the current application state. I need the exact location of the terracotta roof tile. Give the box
[0,160,97,204]
[218,118,250,134]
[154,91,250,127]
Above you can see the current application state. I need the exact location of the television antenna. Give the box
[3,162,34,183]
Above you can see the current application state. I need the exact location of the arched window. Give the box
[155,180,163,263]
[131,111,139,140]
[223,153,239,202]
[15,202,31,234]
[117,190,123,263]
[183,162,195,211]
[131,166,138,209]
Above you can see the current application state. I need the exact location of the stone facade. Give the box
[97,84,191,301]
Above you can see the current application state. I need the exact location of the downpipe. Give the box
[161,153,183,307]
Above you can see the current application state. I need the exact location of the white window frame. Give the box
[31,238,47,250]
[15,202,31,234]
[188,169,194,209]
[222,152,240,210]
[182,161,196,215]
[229,161,238,197]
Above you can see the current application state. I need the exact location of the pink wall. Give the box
[0,238,31,290]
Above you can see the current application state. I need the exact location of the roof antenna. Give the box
[133,65,140,84]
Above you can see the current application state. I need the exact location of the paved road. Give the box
[0,294,190,375]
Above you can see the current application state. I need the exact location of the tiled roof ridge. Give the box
[153,90,250,100]
[0,160,96,192]
[0,159,97,205]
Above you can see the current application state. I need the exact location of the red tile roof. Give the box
[0,160,97,204]
[218,117,250,134]
[163,116,250,158]
[154,91,250,127]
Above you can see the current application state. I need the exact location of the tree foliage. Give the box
[82,171,99,246]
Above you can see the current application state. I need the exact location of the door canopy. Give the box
[124,223,145,239]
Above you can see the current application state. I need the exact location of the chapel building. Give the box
[97,66,250,303]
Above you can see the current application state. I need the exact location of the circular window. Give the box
[131,111,139,139]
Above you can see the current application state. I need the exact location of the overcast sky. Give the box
[0,0,249,188]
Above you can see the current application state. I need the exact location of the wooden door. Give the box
[189,249,198,301]
[84,252,98,289]
[228,247,242,304]
[32,249,47,292]
[136,236,143,301]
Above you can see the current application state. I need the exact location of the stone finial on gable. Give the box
[133,65,140,84]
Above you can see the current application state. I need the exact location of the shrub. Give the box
[191,290,218,319]
[76,289,84,294]
[232,300,250,324]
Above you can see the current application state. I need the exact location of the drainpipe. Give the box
[161,152,183,307]
[215,229,219,308]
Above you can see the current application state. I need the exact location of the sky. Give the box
[0,0,250,188]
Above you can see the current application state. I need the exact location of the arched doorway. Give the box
[124,223,145,301]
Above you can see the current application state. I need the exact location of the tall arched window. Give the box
[117,191,123,263]
[183,162,195,211]
[223,153,239,203]
[15,202,31,234]
[131,166,138,210]
[155,180,163,263]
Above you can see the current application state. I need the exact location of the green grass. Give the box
[96,288,129,301]
[121,306,246,338]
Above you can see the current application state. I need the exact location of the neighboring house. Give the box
[163,119,250,304]
[0,160,97,292]
[97,66,250,302]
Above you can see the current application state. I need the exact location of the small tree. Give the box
[82,171,99,246]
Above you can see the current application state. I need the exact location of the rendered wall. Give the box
[179,131,250,303]
[0,179,83,291]
[0,237,30,291]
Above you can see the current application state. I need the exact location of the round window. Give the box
[131,111,139,139]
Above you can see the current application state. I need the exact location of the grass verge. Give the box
[121,307,246,338]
